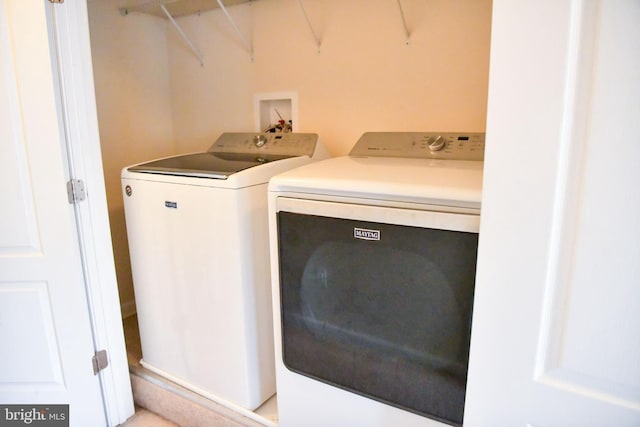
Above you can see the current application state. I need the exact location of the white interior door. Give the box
[0,0,106,425]
[465,1,640,426]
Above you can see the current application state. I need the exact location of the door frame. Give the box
[46,1,134,425]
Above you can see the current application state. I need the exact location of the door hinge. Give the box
[92,349,109,375]
[66,179,86,204]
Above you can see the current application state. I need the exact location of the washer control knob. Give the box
[427,135,446,152]
[253,134,268,147]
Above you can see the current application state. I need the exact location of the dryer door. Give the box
[274,197,479,426]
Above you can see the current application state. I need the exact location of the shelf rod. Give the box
[119,0,180,16]
[216,0,254,60]
[160,4,204,66]
[396,0,410,44]
[296,0,321,52]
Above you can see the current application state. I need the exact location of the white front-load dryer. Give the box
[268,132,484,427]
[121,133,326,416]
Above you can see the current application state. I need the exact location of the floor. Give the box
[118,315,277,427]
[119,407,179,427]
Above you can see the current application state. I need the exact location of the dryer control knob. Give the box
[427,135,446,152]
[253,134,268,147]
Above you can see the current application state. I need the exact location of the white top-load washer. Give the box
[121,133,326,416]
[268,132,484,427]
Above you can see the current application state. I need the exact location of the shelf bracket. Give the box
[160,4,204,66]
[296,0,321,52]
[216,0,254,60]
[396,0,410,44]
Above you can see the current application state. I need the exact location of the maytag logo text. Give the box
[353,227,380,241]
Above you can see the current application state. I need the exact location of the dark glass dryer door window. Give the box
[277,210,479,426]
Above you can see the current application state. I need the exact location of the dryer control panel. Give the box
[349,132,485,161]
[210,132,318,157]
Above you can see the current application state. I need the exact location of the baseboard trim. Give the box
[129,369,272,427]
[120,299,136,319]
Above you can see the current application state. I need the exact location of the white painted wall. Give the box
[87,0,492,315]
[88,0,175,316]
[168,0,492,154]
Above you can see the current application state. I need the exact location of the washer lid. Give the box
[127,132,319,179]
[127,152,294,179]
